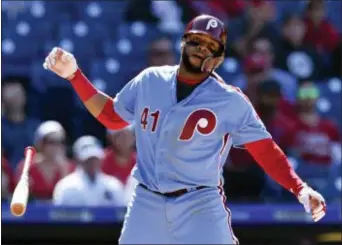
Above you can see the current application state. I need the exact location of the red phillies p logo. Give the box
[179,109,217,141]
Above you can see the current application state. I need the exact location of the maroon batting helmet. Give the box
[183,15,227,55]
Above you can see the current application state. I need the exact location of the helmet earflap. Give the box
[201,54,224,73]
[180,40,185,51]
[214,55,224,69]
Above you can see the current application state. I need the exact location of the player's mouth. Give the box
[192,53,205,60]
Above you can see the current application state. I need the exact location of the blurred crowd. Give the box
[1,0,341,206]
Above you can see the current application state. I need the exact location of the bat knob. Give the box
[24,146,36,156]
[10,203,26,217]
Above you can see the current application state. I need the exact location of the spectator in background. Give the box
[233,40,298,103]
[254,80,296,151]
[206,0,246,18]
[125,0,159,23]
[233,53,269,105]
[2,156,15,201]
[151,1,184,34]
[124,35,176,83]
[53,136,126,206]
[303,0,340,54]
[15,121,74,200]
[125,0,184,33]
[223,147,266,203]
[2,0,28,19]
[2,80,40,167]
[102,125,136,185]
[285,82,341,194]
[227,0,278,57]
[177,0,246,24]
[148,36,177,67]
[223,80,295,202]
[252,36,298,101]
[275,14,323,82]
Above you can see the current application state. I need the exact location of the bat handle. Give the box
[22,147,36,176]
[24,146,36,158]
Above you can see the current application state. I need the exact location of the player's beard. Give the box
[181,48,203,74]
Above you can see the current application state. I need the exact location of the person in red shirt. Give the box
[303,0,340,54]
[287,82,341,166]
[224,80,296,202]
[284,82,341,194]
[2,156,15,201]
[15,121,75,200]
[102,125,136,185]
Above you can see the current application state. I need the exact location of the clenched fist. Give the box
[43,47,78,79]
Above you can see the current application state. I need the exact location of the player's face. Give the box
[297,85,319,111]
[182,34,221,73]
[259,93,281,110]
[149,38,176,66]
[2,82,26,110]
[41,133,66,157]
[82,157,101,175]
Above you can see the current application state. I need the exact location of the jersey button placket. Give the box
[154,108,174,191]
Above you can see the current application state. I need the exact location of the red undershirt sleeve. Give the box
[69,69,128,130]
[97,99,129,130]
[245,138,304,196]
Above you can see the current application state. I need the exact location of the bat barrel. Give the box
[10,146,36,217]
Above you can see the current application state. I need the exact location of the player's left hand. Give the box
[297,185,326,222]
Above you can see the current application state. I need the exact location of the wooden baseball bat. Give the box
[10,146,36,217]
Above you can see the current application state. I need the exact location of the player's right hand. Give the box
[43,47,78,79]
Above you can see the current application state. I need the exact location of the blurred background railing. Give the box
[1,0,341,244]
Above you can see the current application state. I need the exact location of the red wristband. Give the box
[69,69,97,102]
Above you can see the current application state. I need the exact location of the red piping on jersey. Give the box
[220,133,230,155]
[218,179,239,244]
[69,69,128,130]
[245,138,304,196]
[210,72,225,84]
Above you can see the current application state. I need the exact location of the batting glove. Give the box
[297,184,327,222]
[43,47,78,79]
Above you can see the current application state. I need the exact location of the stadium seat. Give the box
[2,31,39,63]
[2,62,31,77]
[89,58,137,96]
[216,57,242,83]
[56,21,109,59]
[316,78,342,127]
[103,39,147,68]
[42,40,91,73]
[2,1,71,24]
[30,62,67,93]
[326,0,342,33]
[2,19,53,65]
[58,21,110,43]
[3,19,53,42]
[74,1,128,30]
[116,22,162,53]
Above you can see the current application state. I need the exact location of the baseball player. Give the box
[44,15,326,244]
